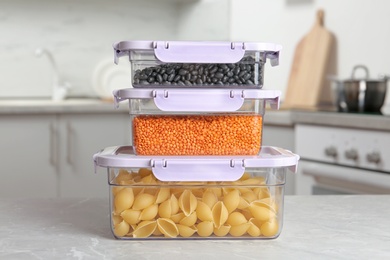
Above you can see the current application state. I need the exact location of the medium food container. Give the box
[113,41,282,88]
[93,145,299,240]
[113,88,281,156]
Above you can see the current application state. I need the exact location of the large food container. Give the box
[93,145,299,240]
[113,41,282,88]
[113,88,281,156]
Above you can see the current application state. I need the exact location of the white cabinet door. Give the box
[0,115,58,198]
[58,113,130,198]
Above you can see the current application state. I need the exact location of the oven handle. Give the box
[301,162,390,189]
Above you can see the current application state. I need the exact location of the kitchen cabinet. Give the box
[0,115,58,198]
[0,113,130,198]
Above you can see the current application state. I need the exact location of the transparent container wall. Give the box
[130,50,265,88]
[108,167,286,240]
[128,99,266,156]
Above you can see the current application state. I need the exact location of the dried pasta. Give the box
[110,168,281,238]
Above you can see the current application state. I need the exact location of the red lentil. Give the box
[132,115,263,155]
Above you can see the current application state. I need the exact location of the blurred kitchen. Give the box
[1,0,390,198]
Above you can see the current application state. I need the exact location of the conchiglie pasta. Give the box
[157,218,179,238]
[113,220,130,237]
[120,209,141,225]
[196,201,213,222]
[213,225,231,237]
[202,189,218,209]
[114,188,134,214]
[133,220,157,238]
[197,221,214,237]
[229,223,251,237]
[226,212,247,226]
[212,201,228,229]
[132,193,155,211]
[178,190,198,217]
[110,167,283,239]
[140,204,158,221]
[177,224,197,237]
[179,211,197,227]
[223,189,240,213]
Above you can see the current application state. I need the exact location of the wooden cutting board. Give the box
[283,9,336,110]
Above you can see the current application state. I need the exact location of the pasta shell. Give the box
[196,221,214,237]
[213,225,231,237]
[132,193,155,210]
[241,191,257,203]
[209,187,222,198]
[192,188,204,198]
[114,188,134,214]
[170,212,185,223]
[237,197,250,210]
[212,201,228,229]
[223,189,240,213]
[155,188,170,204]
[120,209,141,225]
[179,211,197,227]
[158,199,172,218]
[248,218,262,237]
[133,220,157,238]
[113,220,130,237]
[179,190,198,217]
[202,189,218,209]
[249,202,276,221]
[138,167,153,178]
[170,194,180,215]
[157,218,179,238]
[112,186,124,196]
[261,219,279,237]
[112,214,122,226]
[241,178,263,185]
[115,169,132,184]
[196,201,213,222]
[139,204,158,221]
[177,224,197,237]
[226,212,247,226]
[229,223,250,237]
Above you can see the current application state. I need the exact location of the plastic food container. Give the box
[113,41,282,88]
[113,88,281,156]
[93,145,299,240]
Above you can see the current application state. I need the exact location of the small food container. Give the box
[93,145,299,240]
[113,88,281,156]
[113,41,282,88]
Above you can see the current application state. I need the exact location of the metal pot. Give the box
[333,65,388,113]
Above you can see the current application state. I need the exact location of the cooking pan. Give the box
[333,65,388,113]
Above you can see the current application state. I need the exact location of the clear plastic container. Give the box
[93,145,299,240]
[113,88,281,156]
[113,41,282,88]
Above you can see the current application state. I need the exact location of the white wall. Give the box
[0,0,179,98]
[230,0,390,106]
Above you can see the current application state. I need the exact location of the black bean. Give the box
[242,73,251,81]
[173,75,181,82]
[156,74,163,83]
[177,81,185,86]
[179,69,188,76]
[215,72,224,79]
[196,78,203,84]
[238,71,246,77]
[210,66,218,74]
[168,74,175,82]
[198,66,204,75]
[162,73,168,81]
[147,77,155,83]
[191,70,198,76]
[167,68,175,74]
[227,71,233,77]
[233,66,240,75]
[139,73,148,80]
[184,80,192,85]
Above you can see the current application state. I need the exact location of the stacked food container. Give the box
[93,41,299,239]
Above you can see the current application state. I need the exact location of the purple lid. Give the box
[113,40,282,65]
[93,146,300,182]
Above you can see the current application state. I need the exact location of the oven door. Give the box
[295,160,390,195]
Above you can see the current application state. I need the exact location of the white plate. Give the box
[92,58,131,99]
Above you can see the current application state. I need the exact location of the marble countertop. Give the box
[1,195,389,259]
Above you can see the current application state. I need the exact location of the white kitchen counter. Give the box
[1,195,389,259]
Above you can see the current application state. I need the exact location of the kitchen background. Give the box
[1,0,389,107]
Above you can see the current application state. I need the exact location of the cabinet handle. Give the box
[324,146,337,158]
[50,122,58,168]
[67,122,73,165]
